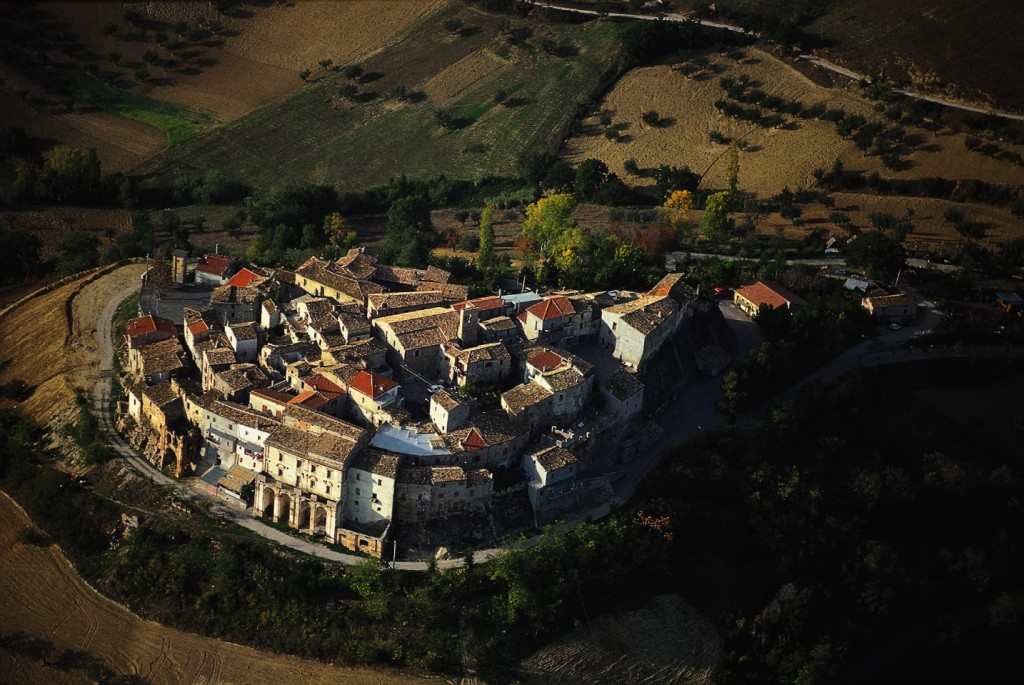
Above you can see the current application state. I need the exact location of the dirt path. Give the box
[0,493,437,685]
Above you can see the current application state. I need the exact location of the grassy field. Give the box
[61,71,210,147]
[136,5,626,189]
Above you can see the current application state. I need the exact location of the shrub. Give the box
[641,110,661,126]
[16,526,49,546]
[459,233,480,251]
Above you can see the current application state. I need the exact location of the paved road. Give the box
[666,251,965,275]
[529,2,1024,122]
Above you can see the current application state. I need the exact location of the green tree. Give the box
[845,230,906,281]
[382,195,437,267]
[700,191,733,239]
[477,205,495,270]
[323,212,357,255]
[0,229,43,283]
[522,193,576,258]
[38,146,101,204]
[726,143,740,198]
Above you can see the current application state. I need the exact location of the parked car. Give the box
[427,384,445,394]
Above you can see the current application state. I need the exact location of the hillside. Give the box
[135,4,626,189]
[577,0,1024,112]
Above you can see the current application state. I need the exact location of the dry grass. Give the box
[0,492,436,685]
[565,47,1024,197]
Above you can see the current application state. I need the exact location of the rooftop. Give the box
[370,423,451,457]
[452,295,505,312]
[480,316,516,331]
[227,321,259,341]
[532,445,578,472]
[266,425,356,467]
[368,290,445,313]
[525,295,579,321]
[398,465,466,485]
[125,314,176,339]
[136,337,185,374]
[431,388,465,412]
[349,370,398,398]
[603,369,644,401]
[864,293,917,308]
[605,295,681,335]
[281,404,365,441]
[735,281,805,310]
[214,364,268,393]
[226,267,265,288]
[196,253,237,277]
[501,382,553,413]
[141,381,179,408]
[348,449,402,479]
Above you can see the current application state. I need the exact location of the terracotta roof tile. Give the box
[349,370,398,398]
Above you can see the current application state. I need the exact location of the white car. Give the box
[889,323,901,330]
[427,384,445,395]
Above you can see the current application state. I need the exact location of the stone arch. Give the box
[260,487,276,517]
[314,505,327,533]
[277,492,291,524]
[296,499,311,530]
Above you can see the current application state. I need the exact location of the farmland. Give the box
[564,45,1024,250]
[136,4,626,189]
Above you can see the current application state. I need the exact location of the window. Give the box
[296,460,302,469]
[356,473,361,480]
[326,484,331,494]
[326,470,331,479]
[277,468,283,477]
[612,322,617,331]
[355,488,361,496]
[376,478,382,485]
[413,349,420,357]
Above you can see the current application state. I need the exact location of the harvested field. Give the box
[565,47,1024,197]
[0,263,145,434]
[0,492,434,685]
[520,594,721,685]
[4,206,132,262]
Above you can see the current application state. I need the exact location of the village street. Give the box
[91,269,1019,570]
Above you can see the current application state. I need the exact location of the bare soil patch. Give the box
[521,594,721,685]
[0,492,435,685]
[565,48,1024,197]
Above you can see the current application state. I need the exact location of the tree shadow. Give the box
[194,57,218,68]
[359,71,384,84]
[460,143,488,154]
[743,145,763,153]
[147,76,174,87]
[654,117,676,128]
[402,90,427,103]
[616,134,634,143]
[355,91,379,103]
[175,66,202,76]
[458,26,481,38]
[502,96,531,108]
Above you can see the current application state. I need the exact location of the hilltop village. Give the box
[119,248,719,558]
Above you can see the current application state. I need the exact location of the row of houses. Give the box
[121,249,696,555]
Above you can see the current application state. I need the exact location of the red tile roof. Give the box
[288,389,328,410]
[188,320,212,337]
[460,428,487,451]
[452,296,505,312]
[306,373,345,399]
[526,296,575,321]
[734,281,805,311]
[349,370,398,398]
[527,349,564,373]
[251,387,294,405]
[226,267,264,288]
[196,254,236,277]
[125,315,176,339]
